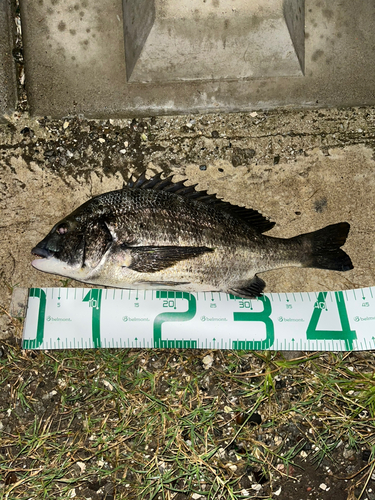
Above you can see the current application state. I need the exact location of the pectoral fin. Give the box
[119,245,214,273]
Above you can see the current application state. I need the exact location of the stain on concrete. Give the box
[312,49,324,62]
[322,9,333,20]
[58,20,66,31]
[314,198,328,213]
[232,147,256,167]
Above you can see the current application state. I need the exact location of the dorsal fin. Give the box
[125,172,275,233]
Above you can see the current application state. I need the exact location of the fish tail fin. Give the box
[296,222,353,271]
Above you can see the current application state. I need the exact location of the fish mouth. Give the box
[31,246,56,269]
[31,246,55,259]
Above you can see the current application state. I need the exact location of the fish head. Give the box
[31,207,113,281]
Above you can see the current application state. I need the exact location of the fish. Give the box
[31,172,353,298]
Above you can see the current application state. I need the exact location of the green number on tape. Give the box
[307,291,357,350]
[154,291,197,348]
[83,289,102,348]
[231,296,275,350]
[23,288,46,349]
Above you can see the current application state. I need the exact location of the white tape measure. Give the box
[21,287,375,351]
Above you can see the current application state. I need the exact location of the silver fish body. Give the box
[32,173,353,298]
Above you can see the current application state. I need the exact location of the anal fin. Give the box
[227,276,266,299]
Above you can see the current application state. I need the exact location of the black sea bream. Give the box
[31,173,353,298]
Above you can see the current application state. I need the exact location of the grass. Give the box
[0,324,375,499]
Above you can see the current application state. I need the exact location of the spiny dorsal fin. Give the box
[125,172,275,233]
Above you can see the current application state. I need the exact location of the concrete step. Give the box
[19,0,375,117]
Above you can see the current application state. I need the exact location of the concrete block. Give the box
[19,0,375,117]
[127,0,303,82]
[0,0,17,122]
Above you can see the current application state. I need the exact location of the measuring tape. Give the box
[21,287,375,351]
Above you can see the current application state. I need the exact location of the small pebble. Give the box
[76,461,86,473]
[343,448,355,459]
[202,354,214,369]
[274,436,282,447]
[103,380,113,391]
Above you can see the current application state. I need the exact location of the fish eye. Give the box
[56,223,68,235]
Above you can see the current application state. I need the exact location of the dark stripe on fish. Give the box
[125,245,214,273]
[137,281,191,286]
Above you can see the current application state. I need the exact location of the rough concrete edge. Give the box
[0,0,18,123]
[18,0,36,117]
[123,0,156,81]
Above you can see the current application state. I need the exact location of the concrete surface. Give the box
[0,0,17,122]
[1,106,375,317]
[127,0,303,82]
[18,0,375,117]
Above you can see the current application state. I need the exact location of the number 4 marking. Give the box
[306,291,357,350]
